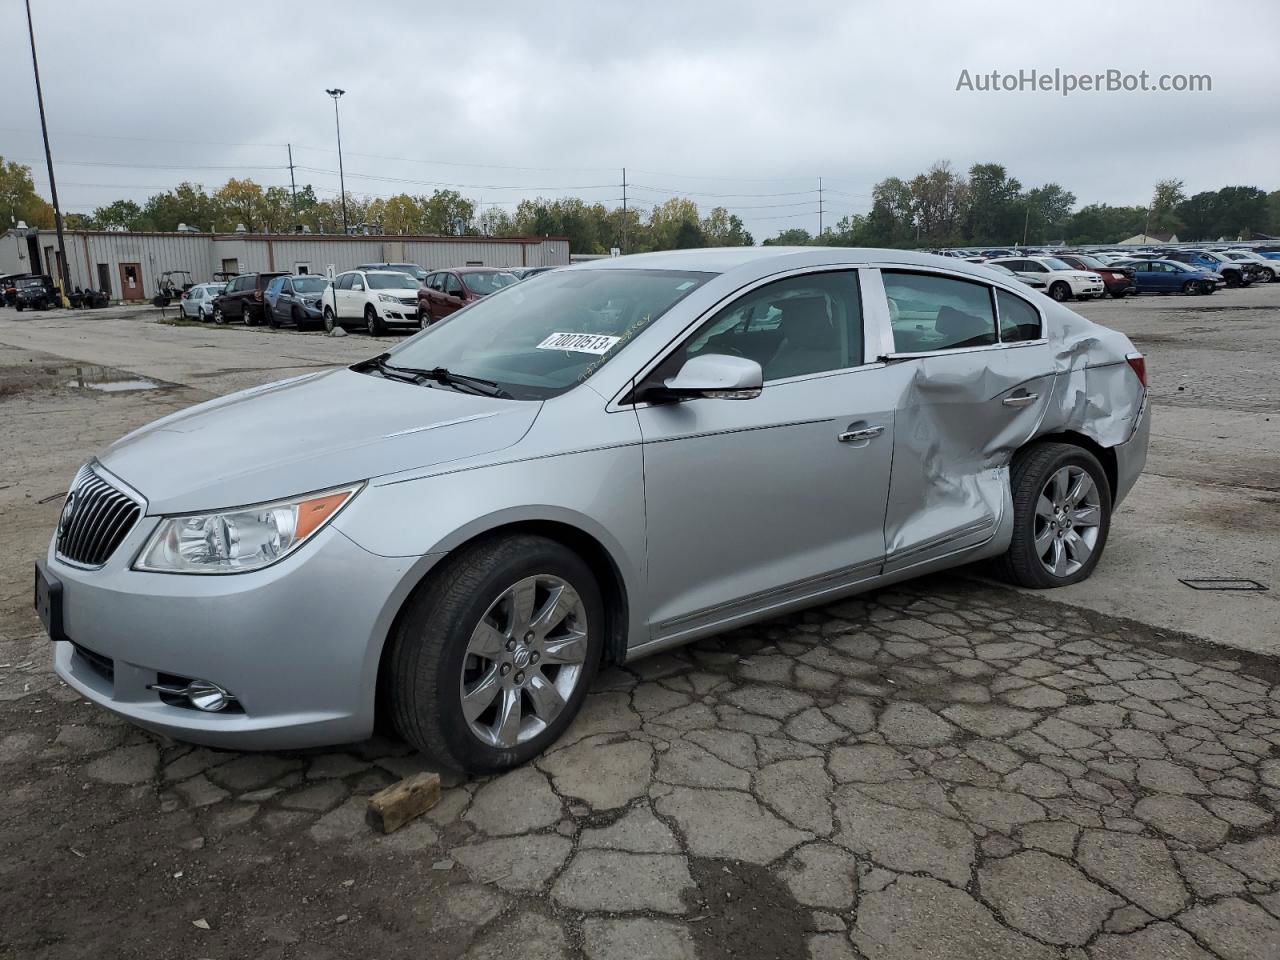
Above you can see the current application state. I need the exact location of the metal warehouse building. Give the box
[1,229,570,301]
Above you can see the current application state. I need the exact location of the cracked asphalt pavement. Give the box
[1,299,1279,959]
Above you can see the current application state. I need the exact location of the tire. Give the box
[213,306,226,325]
[1263,268,1277,283]
[1201,282,1216,295]
[419,311,430,331]
[387,534,605,772]
[1182,280,1199,295]
[1109,290,1126,299]
[1224,273,1241,289]
[292,306,309,330]
[1048,282,1071,302]
[244,304,260,326]
[995,442,1112,589]
[323,307,337,333]
[198,306,209,322]
[266,305,281,329]
[365,304,387,337]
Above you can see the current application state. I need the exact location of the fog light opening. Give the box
[148,678,237,712]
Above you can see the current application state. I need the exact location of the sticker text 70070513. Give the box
[536,332,623,355]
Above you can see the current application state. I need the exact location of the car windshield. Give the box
[1041,257,1072,271]
[366,273,416,290]
[17,277,44,288]
[462,271,519,295]
[293,277,329,293]
[378,269,710,400]
[390,265,427,280]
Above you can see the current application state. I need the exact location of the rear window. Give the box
[884,271,998,353]
[996,289,1042,342]
[462,271,518,295]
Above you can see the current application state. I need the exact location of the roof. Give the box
[568,246,1009,280]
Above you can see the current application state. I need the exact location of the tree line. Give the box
[767,162,1280,249]
[2,155,1276,254]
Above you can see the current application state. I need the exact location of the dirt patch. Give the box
[685,858,808,960]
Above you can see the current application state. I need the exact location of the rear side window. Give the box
[883,272,997,352]
[996,289,1042,342]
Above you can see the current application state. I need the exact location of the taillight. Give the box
[1126,353,1148,388]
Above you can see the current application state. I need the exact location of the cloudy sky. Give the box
[2,0,1276,241]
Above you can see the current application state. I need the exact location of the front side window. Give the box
[884,271,997,352]
[996,289,1042,342]
[381,269,709,400]
[443,274,464,296]
[267,278,284,295]
[336,273,354,291]
[679,271,863,382]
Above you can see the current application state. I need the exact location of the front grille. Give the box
[72,641,114,682]
[55,464,142,567]
[399,296,417,306]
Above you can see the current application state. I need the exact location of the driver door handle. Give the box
[1002,392,1039,407]
[838,425,884,443]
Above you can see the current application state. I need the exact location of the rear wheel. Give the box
[1048,281,1071,302]
[365,304,387,336]
[996,442,1111,589]
[388,535,604,772]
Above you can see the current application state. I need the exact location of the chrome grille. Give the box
[55,464,142,567]
[399,296,418,306]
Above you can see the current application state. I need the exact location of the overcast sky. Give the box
[2,0,1276,241]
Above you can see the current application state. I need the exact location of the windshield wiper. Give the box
[357,354,512,398]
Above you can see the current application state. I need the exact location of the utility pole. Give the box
[287,143,297,217]
[621,167,627,254]
[24,0,69,299]
[818,176,824,238]
[325,88,348,235]
[1022,205,1030,248]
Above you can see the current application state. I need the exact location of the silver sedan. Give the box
[37,248,1149,771]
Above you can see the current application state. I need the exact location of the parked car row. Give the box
[185,263,531,336]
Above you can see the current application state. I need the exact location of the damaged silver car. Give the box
[36,248,1149,772]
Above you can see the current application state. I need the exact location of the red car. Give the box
[417,267,519,325]
[1055,254,1136,299]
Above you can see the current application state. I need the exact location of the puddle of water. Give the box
[58,364,159,392]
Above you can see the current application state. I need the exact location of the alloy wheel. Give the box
[1034,465,1102,578]
[459,574,588,748]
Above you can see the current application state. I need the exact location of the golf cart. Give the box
[152,270,195,307]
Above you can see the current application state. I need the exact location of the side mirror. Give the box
[645,354,763,402]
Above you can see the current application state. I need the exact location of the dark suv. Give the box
[212,272,287,325]
[11,274,59,311]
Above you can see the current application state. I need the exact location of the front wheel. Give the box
[1048,282,1071,302]
[1109,290,1126,299]
[323,306,337,333]
[387,535,604,773]
[1182,280,1199,295]
[365,304,387,337]
[995,442,1111,589]
[212,307,226,325]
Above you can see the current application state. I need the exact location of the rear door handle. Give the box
[838,425,884,443]
[1002,392,1039,407]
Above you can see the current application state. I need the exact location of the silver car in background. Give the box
[179,282,226,321]
[35,248,1149,772]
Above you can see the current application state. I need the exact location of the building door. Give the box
[118,263,144,300]
[96,264,112,296]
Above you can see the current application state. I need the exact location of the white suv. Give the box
[986,256,1105,302]
[321,270,422,336]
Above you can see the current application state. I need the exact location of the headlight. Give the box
[134,483,362,574]
[377,293,399,304]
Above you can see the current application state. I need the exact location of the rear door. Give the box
[877,268,1054,571]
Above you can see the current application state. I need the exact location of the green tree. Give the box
[214,178,266,231]
[647,197,702,250]
[964,163,1023,245]
[141,182,217,231]
[1022,183,1076,243]
[90,199,147,231]
[0,157,55,228]
[762,228,814,246]
[1146,178,1185,236]
[420,189,475,235]
[701,207,753,246]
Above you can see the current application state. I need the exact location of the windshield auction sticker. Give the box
[536,332,622,355]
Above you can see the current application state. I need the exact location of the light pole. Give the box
[24,0,69,298]
[325,88,348,235]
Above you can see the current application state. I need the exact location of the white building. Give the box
[1,229,570,300]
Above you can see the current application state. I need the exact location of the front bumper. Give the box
[1069,280,1106,297]
[47,520,424,750]
[377,300,421,324]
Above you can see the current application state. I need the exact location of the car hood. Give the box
[98,368,539,515]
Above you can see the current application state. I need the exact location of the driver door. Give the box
[634,270,894,645]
